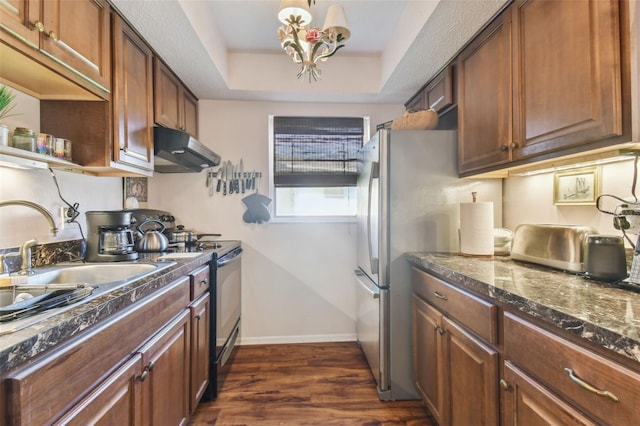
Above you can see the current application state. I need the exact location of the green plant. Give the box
[0,85,18,122]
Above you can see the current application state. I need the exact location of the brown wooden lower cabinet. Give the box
[443,316,499,426]
[503,312,640,424]
[139,310,191,426]
[412,294,445,423]
[2,261,212,425]
[190,292,210,413]
[412,266,640,425]
[54,354,144,426]
[411,268,499,426]
[502,361,597,426]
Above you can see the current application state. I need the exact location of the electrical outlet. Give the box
[60,207,70,230]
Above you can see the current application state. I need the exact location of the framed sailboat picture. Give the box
[553,167,600,205]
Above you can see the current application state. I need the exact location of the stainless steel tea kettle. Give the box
[136,219,169,252]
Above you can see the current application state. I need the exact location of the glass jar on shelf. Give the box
[63,139,72,161]
[54,138,65,158]
[11,127,37,152]
[36,133,54,155]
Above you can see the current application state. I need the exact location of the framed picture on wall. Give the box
[123,177,148,209]
[553,167,600,205]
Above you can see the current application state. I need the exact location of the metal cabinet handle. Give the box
[195,314,201,320]
[510,142,519,149]
[138,369,148,382]
[433,291,448,301]
[148,361,155,372]
[436,326,445,335]
[564,368,619,402]
[200,279,207,287]
[47,31,58,42]
[499,379,511,391]
[32,21,44,32]
[500,145,508,152]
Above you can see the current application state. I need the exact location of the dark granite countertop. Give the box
[0,241,239,374]
[406,252,640,364]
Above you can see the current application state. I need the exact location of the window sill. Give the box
[269,215,356,224]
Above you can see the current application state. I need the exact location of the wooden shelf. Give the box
[0,144,83,171]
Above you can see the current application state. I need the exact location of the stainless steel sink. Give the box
[25,263,164,286]
[0,261,175,333]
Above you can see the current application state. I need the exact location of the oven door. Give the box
[215,247,242,361]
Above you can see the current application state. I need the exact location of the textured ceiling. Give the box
[111,0,508,104]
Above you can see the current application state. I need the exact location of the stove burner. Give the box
[167,241,222,253]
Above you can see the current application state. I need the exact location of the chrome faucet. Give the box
[0,200,59,275]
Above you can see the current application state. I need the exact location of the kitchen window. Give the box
[269,115,369,221]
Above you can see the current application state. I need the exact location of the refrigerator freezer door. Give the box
[355,269,390,397]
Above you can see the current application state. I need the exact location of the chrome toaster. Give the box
[510,224,598,273]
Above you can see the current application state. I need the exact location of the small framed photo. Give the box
[553,167,600,205]
[123,177,148,208]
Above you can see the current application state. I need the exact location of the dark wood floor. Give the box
[189,341,436,425]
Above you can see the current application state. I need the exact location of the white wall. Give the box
[504,159,637,245]
[147,100,404,344]
[0,88,123,249]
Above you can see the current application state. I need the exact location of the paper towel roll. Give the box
[460,201,494,256]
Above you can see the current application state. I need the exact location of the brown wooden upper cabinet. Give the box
[154,58,199,138]
[40,13,154,176]
[111,13,154,172]
[458,0,625,176]
[405,65,455,114]
[457,8,513,174]
[0,0,111,98]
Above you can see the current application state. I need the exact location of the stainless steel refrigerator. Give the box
[355,129,502,400]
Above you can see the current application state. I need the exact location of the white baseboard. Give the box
[239,333,357,346]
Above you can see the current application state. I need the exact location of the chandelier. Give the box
[277,0,350,82]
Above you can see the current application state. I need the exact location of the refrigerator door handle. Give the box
[368,161,379,274]
[354,269,380,298]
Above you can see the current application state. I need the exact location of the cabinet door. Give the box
[412,294,445,424]
[512,0,622,160]
[0,0,40,48]
[190,293,210,413]
[139,310,191,426]
[183,89,198,138]
[443,316,499,426]
[40,0,111,92]
[112,14,154,171]
[405,90,426,113]
[457,8,513,174]
[425,66,454,113]
[154,58,182,130]
[54,354,144,426]
[502,361,597,426]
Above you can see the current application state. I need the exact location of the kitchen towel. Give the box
[460,199,494,256]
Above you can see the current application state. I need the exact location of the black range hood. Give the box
[153,127,221,173]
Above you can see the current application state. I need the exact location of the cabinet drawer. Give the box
[190,265,210,300]
[411,267,498,344]
[504,312,640,425]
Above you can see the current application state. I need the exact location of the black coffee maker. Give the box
[85,211,138,262]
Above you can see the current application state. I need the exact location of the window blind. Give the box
[273,116,364,187]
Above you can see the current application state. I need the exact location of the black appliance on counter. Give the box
[128,209,242,400]
[85,211,138,262]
